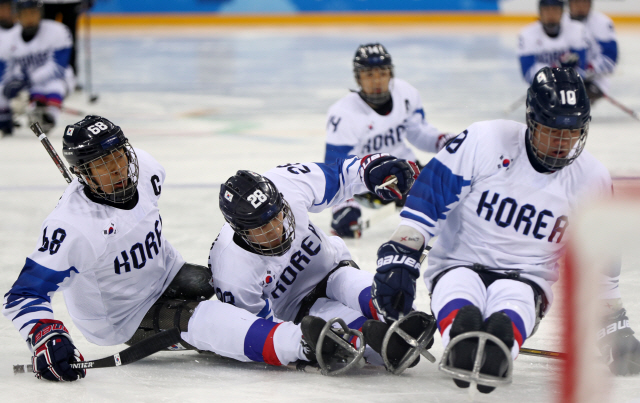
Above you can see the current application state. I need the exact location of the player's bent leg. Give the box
[485,279,537,358]
[430,267,488,345]
[126,298,200,349]
[182,299,306,366]
[324,262,382,320]
[162,263,216,301]
[125,263,216,348]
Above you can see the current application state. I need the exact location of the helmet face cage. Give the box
[526,115,589,170]
[75,143,139,203]
[236,199,296,256]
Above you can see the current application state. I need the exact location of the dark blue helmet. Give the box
[526,67,590,170]
[62,115,139,203]
[219,170,295,256]
[353,43,393,72]
[539,0,564,7]
[15,0,43,11]
[353,43,394,106]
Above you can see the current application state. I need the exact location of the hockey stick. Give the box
[504,94,527,115]
[30,122,74,183]
[14,328,182,374]
[603,94,640,121]
[82,0,98,103]
[519,347,566,360]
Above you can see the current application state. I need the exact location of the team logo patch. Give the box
[65,127,74,137]
[224,190,233,202]
[103,222,117,237]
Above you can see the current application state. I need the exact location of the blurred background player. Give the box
[518,0,590,84]
[0,0,15,30]
[212,155,433,369]
[1,115,361,382]
[324,43,452,238]
[1,0,74,135]
[368,67,640,393]
[566,0,618,103]
[42,0,93,88]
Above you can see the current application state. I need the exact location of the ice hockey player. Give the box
[0,0,74,136]
[212,154,435,368]
[368,67,640,393]
[324,43,452,238]
[566,0,618,103]
[518,0,590,85]
[2,115,367,382]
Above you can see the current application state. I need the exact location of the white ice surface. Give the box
[1,24,639,403]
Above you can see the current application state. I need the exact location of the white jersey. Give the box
[518,19,590,84]
[324,78,442,165]
[563,11,617,77]
[2,149,185,347]
[7,20,72,86]
[209,156,369,322]
[398,120,612,307]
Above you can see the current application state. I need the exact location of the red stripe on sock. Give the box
[439,309,460,335]
[512,323,524,348]
[262,323,283,366]
[369,300,380,320]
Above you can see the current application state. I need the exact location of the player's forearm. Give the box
[390,223,429,251]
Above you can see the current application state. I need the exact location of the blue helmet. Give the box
[526,67,590,170]
[539,0,565,7]
[62,116,139,203]
[353,43,394,106]
[353,43,393,72]
[15,0,43,11]
[219,170,295,256]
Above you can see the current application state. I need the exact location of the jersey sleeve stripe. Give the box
[11,305,53,320]
[6,258,79,303]
[325,144,354,164]
[313,157,358,207]
[19,318,41,332]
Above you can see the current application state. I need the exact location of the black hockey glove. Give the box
[331,204,362,238]
[584,80,605,102]
[28,319,86,382]
[371,241,422,320]
[361,154,419,201]
[597,309,640,376]
[2,78,28,99]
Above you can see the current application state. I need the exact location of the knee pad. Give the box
[125,299,200,349]
[162,263,216,301]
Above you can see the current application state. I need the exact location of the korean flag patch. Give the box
[224,190,233,202]
[103,222,117,238]
[65,127,74,137]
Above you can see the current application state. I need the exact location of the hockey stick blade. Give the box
[519,347,566,360]
[14,328,182,374]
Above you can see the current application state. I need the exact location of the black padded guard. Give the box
[69,328,182,370]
